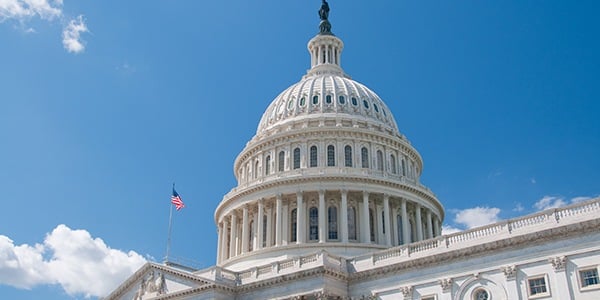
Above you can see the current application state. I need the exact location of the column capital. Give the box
[276,193,283,200]
[383,193,390,200]
[296,191,303,198]
[549,256,567,272]
[318,190,325,196]
[340,189,348,196]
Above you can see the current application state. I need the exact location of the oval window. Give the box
[312,95,319,105]
[299,97,306,107]
[351,97,358,106]
[288,99,295,110]
[339,95,346,104]
[374,103,379,112]
[326,95,332,104]
[363,100,370,109]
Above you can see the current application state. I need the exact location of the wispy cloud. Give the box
[62,15,88,54]
[0,225,145,298]
[0,0,89,53]
[453,206,501,229]
[441,225,462,235]
[534,195,597,211]
[513,202,524,212]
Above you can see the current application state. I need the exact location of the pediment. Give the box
[105,262,214,300]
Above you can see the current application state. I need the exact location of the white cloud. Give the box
[0,0,89,54]
[453,206,501,229]
[530,178,536,184]
[513,202,524,212]
[441,225,462,235]
[571,196,593,203]
[62,15,88,54]
[0,0,62,22]
[534,196,567,211]
[0,225,146,298]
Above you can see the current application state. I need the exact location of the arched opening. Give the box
[361,147,369,168]
[290,209,297,242]
[327,145,335,166]
[309,207,319,241]
[293,147,301,169]
[344,145,353,167]
[310,146,318,167]
[328,206,338,240]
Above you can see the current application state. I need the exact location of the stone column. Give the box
[415,204,423,241]
[427,210,433,239]
[297,191,305,243]
[216,224,222,264]
[266,205,273,247]
[550,256,572,299]
[221,218,229,262]
[318,190,326,243]
[401,199,409,244]
[383,194,391,246]
[362,191,371,243]
[340,190,348,243]
[230,212,238,258]
[241,205,249,254]
[501,265,519,300]
[257,199,264,250]
[275,194,282,246]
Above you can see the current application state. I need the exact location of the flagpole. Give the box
[165,184,175,263]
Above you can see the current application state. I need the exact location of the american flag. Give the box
[171,187,185,211]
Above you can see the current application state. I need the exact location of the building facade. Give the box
[107,3,600,300]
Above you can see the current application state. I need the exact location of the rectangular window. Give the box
[528,275,549,297]
[580,268,600,289]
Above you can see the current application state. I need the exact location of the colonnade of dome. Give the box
[214,11,444,271]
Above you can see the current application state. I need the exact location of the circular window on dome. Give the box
[299,96,306,107]
[382,108,387,117]
[312,95,319,105]
[373,103,379,113]
[326,95,332,104]
[351,97,358,106]
[287,98,295,110]
[473,289,489,300]
[362,99,370,109]
[339,95,346,104]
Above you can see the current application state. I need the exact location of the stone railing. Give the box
[212,250,346,285]
[351,198,600,272]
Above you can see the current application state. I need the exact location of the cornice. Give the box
[215,174,442,221]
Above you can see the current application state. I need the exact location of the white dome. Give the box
[257,74,400,137]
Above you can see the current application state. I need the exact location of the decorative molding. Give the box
[549,256,567,272]
[438,277,453,292]
[501,265,517,279]
[400,285,413,298]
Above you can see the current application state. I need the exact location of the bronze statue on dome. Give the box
[318,0,332,34]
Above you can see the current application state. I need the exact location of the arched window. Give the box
[344,145,353,167]
[328,206,338,240]
[265,155,271,175]
[262,215,267,247]
[376,150,383,171]
[290,209,297,242]
[248,220,254,252]
[310,146,318,167]
[401,159,406,176]
[396,214,404,245]
[348,206,357,240]
[390,154,397,174]
[381,210,385,234]
[409,219,415,242]
[369,209,375,242]
[293,147,301,169]
[254,161,260,179]
[327,145,335,166]
[309,207,319,241]
[361,147,369,168]
[247,165,251,182]
[278,151,285,172]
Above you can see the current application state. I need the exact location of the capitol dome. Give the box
[214,8,443,271]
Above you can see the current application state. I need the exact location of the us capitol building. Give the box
[107,2,600,299]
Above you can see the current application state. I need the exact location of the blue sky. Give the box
[1,1,599,299]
